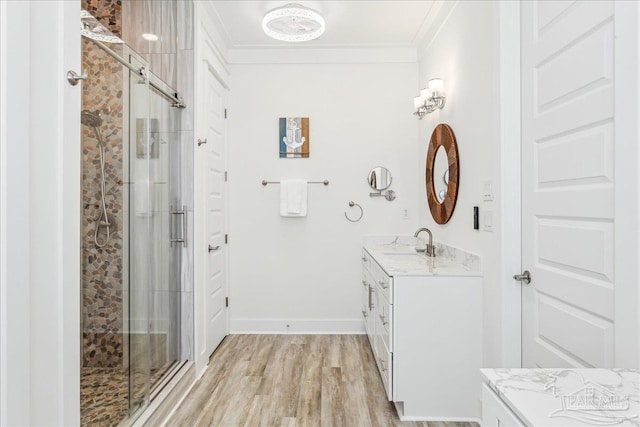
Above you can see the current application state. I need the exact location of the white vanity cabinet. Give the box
[481,384,525,427]
[361,243,482,421]
[361,250,394,399]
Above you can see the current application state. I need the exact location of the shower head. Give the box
[81,110,103,128]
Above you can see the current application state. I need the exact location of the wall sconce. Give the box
[413,78,446,119]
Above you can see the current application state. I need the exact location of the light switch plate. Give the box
[484,210,493,232]
[483,180,493,201]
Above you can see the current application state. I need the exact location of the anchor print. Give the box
[283,118,306,150]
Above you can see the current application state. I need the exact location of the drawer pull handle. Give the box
[378,279,388,289]
[362,280,369,287]
[379,314,388,325]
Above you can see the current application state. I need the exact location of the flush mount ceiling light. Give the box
[262,3,325,42]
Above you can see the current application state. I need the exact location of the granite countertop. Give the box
[363,235,482,277]
[482,368,640,426]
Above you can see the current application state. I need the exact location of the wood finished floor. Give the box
[167,335,478,427]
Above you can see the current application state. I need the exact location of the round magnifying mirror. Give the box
[434,146,449,202]
[367,166,392,191]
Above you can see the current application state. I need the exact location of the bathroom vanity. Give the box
[481,368,640,426]
[361,236,482,421]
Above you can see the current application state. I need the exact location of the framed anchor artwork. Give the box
[279,117,310,158]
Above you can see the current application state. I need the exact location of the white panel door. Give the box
[521,1,615,368]
[203,64,227,360]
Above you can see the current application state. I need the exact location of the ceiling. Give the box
[208,1,437,49]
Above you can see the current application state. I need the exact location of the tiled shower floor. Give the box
[81,364,175,426]
[81,367,129,426]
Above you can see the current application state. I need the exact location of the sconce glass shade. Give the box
[413,78,446,119]
[428,78,443,92]
[262,4,325,42]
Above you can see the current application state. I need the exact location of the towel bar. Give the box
[262,180,329,186]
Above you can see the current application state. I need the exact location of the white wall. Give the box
[416,1,503,366]
[1,1,81,424]
[227,62,419,332]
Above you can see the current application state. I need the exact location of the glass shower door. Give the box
[147,72,182,393]
[127,57,183,420]
[127,55,151,417]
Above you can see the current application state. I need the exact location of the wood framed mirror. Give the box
[426,124,459,224]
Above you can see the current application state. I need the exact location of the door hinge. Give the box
[225,234,228,244]
[224,108,227,119]
[225,297,229,307]
[225,171,228,181]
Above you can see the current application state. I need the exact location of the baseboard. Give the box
[394,402,481,423]
[230,318,365,334]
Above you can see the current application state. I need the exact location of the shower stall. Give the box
[80,3,194,425]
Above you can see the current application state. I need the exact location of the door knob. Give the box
[208,245,220,252]
[513,270,531,284]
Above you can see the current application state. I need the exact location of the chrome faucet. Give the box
[414,227,436,257]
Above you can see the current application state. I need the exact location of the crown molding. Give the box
[416,0,460,60]
[227,47,418,64]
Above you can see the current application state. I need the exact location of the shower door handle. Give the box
[170,206,186,247]
[67,70,87,86]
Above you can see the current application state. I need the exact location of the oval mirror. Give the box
[367,166,392,191]
[425,124,459,224]
[434,146,448,202]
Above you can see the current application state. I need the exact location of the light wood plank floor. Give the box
[167,335,478,427]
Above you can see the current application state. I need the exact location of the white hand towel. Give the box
[280,179,308,217]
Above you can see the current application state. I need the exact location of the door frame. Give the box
[612,0,639,367]
[509,1,640,368]
[193,2,231,378]
[497,0,522,368]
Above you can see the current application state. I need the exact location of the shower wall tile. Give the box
[162,0,178,54]
[162,53,178,90]
[168,131,182,209]
[180,130,194,210]
[177,49,194,131]
[82,39,125,368]
[149,54,163,81]
[177,0,193,50]
[82,0,122,36]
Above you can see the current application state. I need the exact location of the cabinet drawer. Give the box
[361,249,373,273]
[375,333,393,401]
[482,383,525,427]
[376,300,392,351]
[369,258,393,303]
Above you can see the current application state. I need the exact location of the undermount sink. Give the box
[382,252,426,261]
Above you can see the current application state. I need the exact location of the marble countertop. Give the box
[482,368,640,426]
[363,235,481,277]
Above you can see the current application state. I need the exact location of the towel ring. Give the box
[345,201,363,222]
